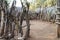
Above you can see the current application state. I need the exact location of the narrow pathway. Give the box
[28,20,58,40]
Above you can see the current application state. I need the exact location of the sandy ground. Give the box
[28,20,59,40]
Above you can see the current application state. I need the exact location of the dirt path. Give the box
[28,20,59,40]
[0,20,59,40]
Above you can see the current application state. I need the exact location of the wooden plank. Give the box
[56,22,60,24]
[56,13,60,14]
[56,18,60,20]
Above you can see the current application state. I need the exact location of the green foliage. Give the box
[30,0,57,10]
[44,0,57,7]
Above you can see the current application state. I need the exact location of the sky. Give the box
[9,0,33,8]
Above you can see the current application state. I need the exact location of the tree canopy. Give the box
[5,0,57,10]
[30,0,57,10]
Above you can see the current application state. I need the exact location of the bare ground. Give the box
[0,20,60,40]
[28,20,60,40]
